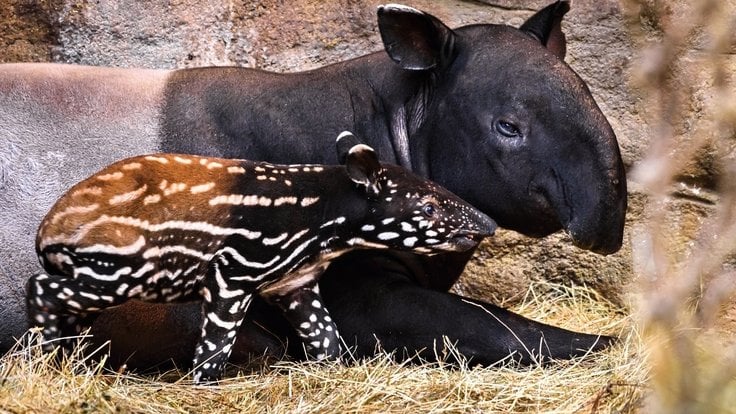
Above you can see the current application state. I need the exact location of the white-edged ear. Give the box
[377,3,456,71]
[344,143,383,196]
[336,131,362,163]
[520,0,569,59]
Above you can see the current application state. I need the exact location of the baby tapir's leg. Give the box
[265,282,342,360]
[26,272,122,353]
[192,262,253,384]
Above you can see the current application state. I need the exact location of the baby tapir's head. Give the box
[336,131,497,253]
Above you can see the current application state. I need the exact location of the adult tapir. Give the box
[0,1,626,369]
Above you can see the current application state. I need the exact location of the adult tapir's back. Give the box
[0,65,169,341]
[158,54,401,165]
[0,1,627,364]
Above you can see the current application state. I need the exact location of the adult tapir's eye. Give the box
[421,202,437,218]
[495,118,522,138]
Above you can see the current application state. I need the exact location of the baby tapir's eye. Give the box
[421,202,438,218]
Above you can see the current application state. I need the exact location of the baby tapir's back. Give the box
[36,154,337,295]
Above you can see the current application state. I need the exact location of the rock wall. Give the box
[1,0,732,306]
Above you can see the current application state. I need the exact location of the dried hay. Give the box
[0,283,645,413]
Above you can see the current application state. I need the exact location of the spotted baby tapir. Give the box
[27,131,497,383]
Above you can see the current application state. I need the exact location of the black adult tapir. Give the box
[0,1,627,369]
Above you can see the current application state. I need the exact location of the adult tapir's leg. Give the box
[318,251,615,365]
[85,298,294,370]
[78,247,613,370]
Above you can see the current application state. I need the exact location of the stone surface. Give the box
[0,0,732,306]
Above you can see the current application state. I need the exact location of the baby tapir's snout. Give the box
[443,203,497,252]
[415,185,497,253]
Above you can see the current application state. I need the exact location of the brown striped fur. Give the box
[28,136,496,383]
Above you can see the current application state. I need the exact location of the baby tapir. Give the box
[27,131,496,383]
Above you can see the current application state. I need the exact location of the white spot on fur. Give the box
[190,182,216,194]
[97,171,124,181]
[163,182,187,196]
[300,197,319,207]
[207,312,236,330]
[132,263,155,279]
[109,185,148,205]
[377,232,399,240]
[281,229,309,249]
[115,283,129,296]
[227,166,246,174]
[320,216,346,228]
[73,265,132,282]
[209,194,243,206]
[274,197,298,206]
[217,246,281,269]
[77,235,146,255]
[71,186,103,197]
[263,232,289,246]
[49,203,99,224]
[121,162,142,170]
[79,291,100,301]
[145,156,169,164]
[347,238,388,249]
[143,194,161,205]
[143,245,213,261]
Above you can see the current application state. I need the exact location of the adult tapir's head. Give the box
[377,1,627,255]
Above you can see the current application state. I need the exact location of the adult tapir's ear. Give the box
[520,0,570,60]
[337,132,383,196]
[377,4,456,71]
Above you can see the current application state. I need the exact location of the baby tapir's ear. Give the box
[336,131,363,163]
[336,131,383,196]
